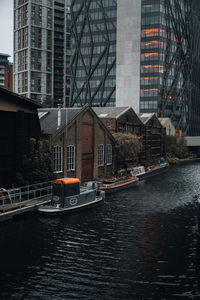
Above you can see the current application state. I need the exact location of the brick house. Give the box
[94,107,166,164]
[139,113,166,162]
[93,106,148,163]
[0,87,41,187]
[39,105,115,183]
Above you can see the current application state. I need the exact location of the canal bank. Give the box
[0,196,51,222]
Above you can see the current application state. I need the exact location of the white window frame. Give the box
[67,145,75,171]
[106,144,112,165]
[53,145,63,173]
[98,144,104,166]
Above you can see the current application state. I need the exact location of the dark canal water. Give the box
[1,162,200,299]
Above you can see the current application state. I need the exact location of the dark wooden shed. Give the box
[0,87,42,187]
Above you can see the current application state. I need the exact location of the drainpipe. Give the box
[57,103,62,129]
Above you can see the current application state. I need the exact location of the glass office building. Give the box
[140,0,191,131]
[14,0,200,134]
[70,0,200,134]
[140,0,200,135]
[70,0,117,107]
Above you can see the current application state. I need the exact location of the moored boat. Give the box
[100,176,139,194]
[131,161,169,181]
[38,178,105,215]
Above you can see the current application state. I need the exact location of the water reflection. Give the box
[0,162,200,299]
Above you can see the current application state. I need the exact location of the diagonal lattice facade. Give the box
[70,0,117,107]
[159,0,192,133]
[140,0,200,135]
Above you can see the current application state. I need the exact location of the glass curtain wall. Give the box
[70,0,117,107]
[140,0,191,132]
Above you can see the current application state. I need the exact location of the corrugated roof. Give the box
[93,107,130,119]
[38,108,80,135]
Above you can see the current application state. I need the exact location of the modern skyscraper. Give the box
[70,0,117,107]
[70,0,200,135]
[139,0,200,135]
[14,0,71,107]
[14,0,200,134]
[0,54,13,91]
[139,0,191,133]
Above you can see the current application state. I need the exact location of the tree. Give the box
[165,135,191,160]
[16,138,54,186]
[113,132,142,166]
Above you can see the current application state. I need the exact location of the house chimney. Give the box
[57,103,62,129]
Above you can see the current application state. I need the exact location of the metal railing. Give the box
[0,181,52,213]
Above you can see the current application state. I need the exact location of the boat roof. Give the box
[53,178,80,184]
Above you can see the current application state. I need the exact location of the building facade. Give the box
[39,105,115,182]
[139,0,192,134]
[0,54,13,91]
[14,0,71,107]
[94,107,165,164]
[70,0,117,107]
[14,0,200,135]
[70,0,200,136]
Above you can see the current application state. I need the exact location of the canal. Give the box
[1,162,200,299]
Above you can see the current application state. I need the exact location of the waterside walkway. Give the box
[0,181,52,222]
[0,196,51,222]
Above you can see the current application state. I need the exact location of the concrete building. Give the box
[0,54,13,91]
[14,0,71,107]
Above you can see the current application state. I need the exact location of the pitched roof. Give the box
[38,108,80,135]
[93,106,130,119]
[138,113,156,124]
[158,117,174,127]
[0,87,42,109]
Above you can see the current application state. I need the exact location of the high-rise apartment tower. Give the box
[0,53,13,91]
[14,0,71,107]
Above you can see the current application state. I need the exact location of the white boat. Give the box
[131,162,169,181]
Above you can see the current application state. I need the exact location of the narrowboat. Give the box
[38,178,105,214]
[131,161,169,181]
[100,176,139,194]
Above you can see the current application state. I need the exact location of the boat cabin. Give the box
[52,178,80,202]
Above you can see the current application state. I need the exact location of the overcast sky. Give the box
[0,0,13,62]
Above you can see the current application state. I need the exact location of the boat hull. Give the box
[100,176,139,194]
[138,163,169,180]
[38,196,104,215]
